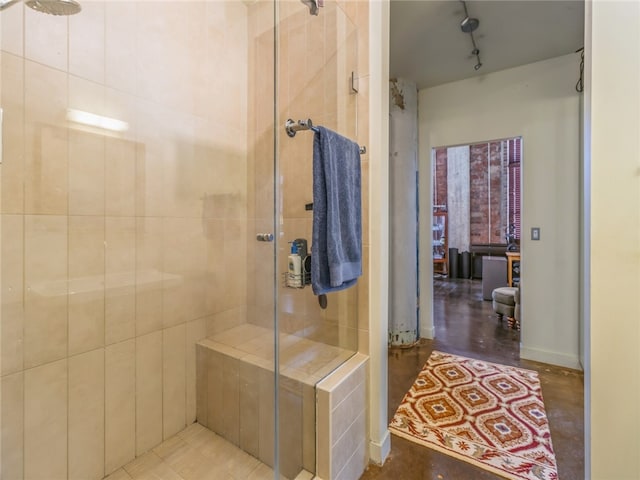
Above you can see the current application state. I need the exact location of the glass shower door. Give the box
[274,1,360,478]
[0,1,283,479]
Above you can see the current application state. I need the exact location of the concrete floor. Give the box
[360,277,584,480]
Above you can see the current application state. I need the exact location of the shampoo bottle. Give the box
[288,242,302,287]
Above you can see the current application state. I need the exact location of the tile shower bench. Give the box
[196,324,354,479]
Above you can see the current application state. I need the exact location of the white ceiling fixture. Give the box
[390,0,585,89]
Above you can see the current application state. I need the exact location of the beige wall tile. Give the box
[186,318,207,423]
[1,53,25,214]
[329,362,365,411]
[104,87,137,143]
[357,328,369,356]
[24,358,68,480]
[202,2,248,128]
[1,215,24,375]
[163,324,187,439]
[258,366,275,467]
[331,378,366,447]
[239,362,260,458]
[135,102,168,217]
[136,2,209,115]
[1,372,24,480]
[302,383,316,472]
[24,5,67,70]
[206,350,223,434]
[24,215,68,368]
[163,121,203,219]
[163,218,206,328]
[334,437,367,480]
[105,137,136,216]
[69,348,105,480]
[136,217,164,336]
[355,1,369,76]
[68,129,105,215]
[105,1,137,94]
[316,389,331,480]
[105,339,136,475]
[24,63,68,215]
[204,307,247,337]
[204,218,224,315]
[69,0,105,84]
[279,378,303,479]
[68,73,105,115]
[24,59,68,214]
[195,346,209,427]
[331,411,366,478]
[136,331,163,455]
[105,216,136,345]
[68,215,106,356]
[221,218,247,312]
[221,355,240,446]
[1,3,23,56]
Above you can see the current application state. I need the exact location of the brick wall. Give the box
[469,143,489,244]
[434,142,510,246]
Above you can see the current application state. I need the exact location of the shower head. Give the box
[25,0,81,15]
[0,0,81,15]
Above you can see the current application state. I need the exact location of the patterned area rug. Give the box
[389,351,558,480]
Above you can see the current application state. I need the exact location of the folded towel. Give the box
[311,126,362,295]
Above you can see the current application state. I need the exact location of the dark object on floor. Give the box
[448,248,458,278]
[460,251,471,279]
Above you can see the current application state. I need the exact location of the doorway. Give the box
[431,137,522,361]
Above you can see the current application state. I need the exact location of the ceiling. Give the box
[390,0,585,89]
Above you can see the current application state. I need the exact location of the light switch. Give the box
[531,227,540,241]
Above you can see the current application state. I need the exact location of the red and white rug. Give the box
[389,351,558,480]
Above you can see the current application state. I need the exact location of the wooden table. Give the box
[506,251,521,287]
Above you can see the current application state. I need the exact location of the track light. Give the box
[460,16,479,33]
[460,1,483,71]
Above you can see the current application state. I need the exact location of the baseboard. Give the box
[419,324,435,339]
[520,346,583,370]
[369,430,391,465]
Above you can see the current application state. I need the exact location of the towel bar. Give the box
[285,118,366,154]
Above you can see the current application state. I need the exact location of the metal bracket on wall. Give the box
[350,71,359,94]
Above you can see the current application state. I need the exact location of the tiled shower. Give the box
[0,1,370,479]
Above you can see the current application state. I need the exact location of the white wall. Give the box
[367,0,391,466]
[418,54,581,369]
[587,1,640,478]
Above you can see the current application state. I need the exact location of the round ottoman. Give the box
[491,286,518,320]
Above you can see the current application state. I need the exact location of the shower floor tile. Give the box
[106,423,281,480]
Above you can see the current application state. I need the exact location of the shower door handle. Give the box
[256,233,274,242]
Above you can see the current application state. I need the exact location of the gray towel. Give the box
[311,126,362,295]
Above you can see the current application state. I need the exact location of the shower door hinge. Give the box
[350,71,359,94]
